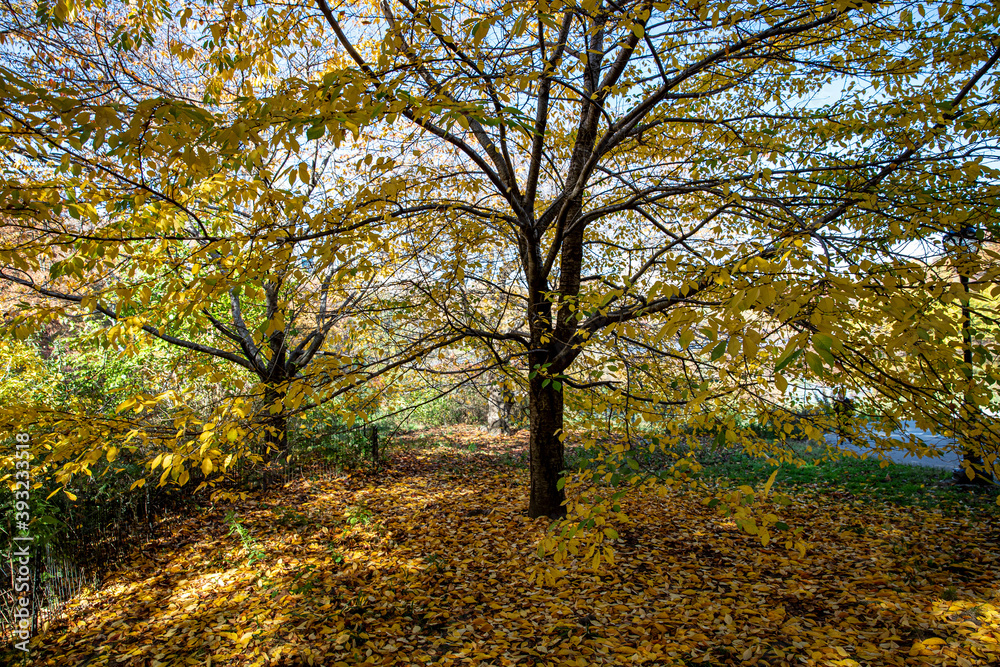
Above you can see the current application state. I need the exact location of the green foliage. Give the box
[51,335,156,413]
[566,438,681,475]
[290,418,377,470]
[0,482,64,556]
[225,511,266,566]
[343,504,372,527]
[0,340,62,407]
[394,388,488,428]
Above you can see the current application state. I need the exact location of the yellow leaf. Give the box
[761,468,779,498]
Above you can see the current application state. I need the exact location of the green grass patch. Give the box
[696,440,999,515]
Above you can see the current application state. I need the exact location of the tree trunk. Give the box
[955,272,993,486]
[487,381,516,435]
[528,374,566,519]
[262,384,289,461]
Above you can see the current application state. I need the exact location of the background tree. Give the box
[0,0,452,491]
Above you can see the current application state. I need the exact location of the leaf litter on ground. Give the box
[18,426,1000,666]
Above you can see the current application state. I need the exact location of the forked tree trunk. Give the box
[262,384,289,461]
[528,375,566,519]
[265,412,288,457]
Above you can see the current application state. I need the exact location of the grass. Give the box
[694,439,1000,515]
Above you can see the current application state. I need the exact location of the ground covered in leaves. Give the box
[17,427,1000,666]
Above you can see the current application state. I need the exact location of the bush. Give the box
[292,426,377,469]
[401,386,488,428]
[289,404,381,470]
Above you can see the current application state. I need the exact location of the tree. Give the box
[314,0,1000,517]
[0,0,453,489]
[3,0,998,524]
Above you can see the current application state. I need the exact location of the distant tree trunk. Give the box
[528,374,566,519]
[955,271,993,485]
[487,381,516,435]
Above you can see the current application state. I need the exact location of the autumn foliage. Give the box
[2,0,1000,662]
[15,429,1000,667]
[3,0,1000,525]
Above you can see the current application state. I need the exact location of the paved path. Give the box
[823,421,961,470]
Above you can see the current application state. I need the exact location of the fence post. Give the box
[30,559,41,636]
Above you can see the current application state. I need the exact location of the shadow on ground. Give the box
[11,427,1000,666]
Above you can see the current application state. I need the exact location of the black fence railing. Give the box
[1,424,381,645]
